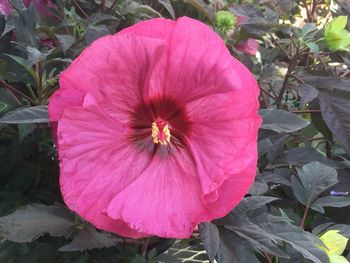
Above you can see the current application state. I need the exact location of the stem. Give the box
[110,0,118,9]
[276,46,300,107]
[269,33,291,59]
[260,87,277,100]
[300,205,309,228]
[292,109,321,113]
[73,0,89,18]
[101,0,105,11]
[264,252,273,263]
[140,237,150,257]
[0,80,36,104]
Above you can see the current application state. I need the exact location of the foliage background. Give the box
[0,0,350,262]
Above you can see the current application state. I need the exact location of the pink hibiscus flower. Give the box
[49,17,261,238]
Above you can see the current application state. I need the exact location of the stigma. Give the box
[151,120,171,145]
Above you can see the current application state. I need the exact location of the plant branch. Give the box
[276,46,300,107]
[264,252,273,263]
[140,237,150,257]
[300,205,309,228]
[73,0,89,18]
[0,80,36,104]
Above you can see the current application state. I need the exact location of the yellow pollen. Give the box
[151,121,171,145]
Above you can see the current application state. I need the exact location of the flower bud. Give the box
[216,11,236,33]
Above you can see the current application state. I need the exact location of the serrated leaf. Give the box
[311,196,350,213]
[0,106,48,124]
[235,196,278,215]
[292,162,338,206]
[0,204,74,242]
[225,212,328,261]
[260,109,310,133]
[199,222,220,261]
[59,225,122,252]
[217,228,260,263]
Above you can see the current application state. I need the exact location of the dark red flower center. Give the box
[128,96,191,156]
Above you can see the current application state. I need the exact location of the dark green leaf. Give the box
[217,228,260,263]
[292,161,338,206]
[0,106,48,124]
[311,196,350,213]
[318,90,350,154]
[85,25,111,45]
[199,222,220,261]
[14,3,38,47]
[55,34,75,53]
[260,109,310,133]
[59,225,122,252]
[0,204,74,242]
[26,46,45,65]
[298,83,319,107]
[235,196,278,215]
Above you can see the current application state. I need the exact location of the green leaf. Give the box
[26,46,45,65]
[5,54,38,83]
[59,225,122,252]
[217,228,260,263]
[225,212,329,262]
[199,222,220,261]
[318,90,350,154]
[327,16,348,33]
[235,196,278,215]
[311,196,350,213]
[0,204,74,242]
[14,3,38,47]
[158,0,175,19]
[18,123,36,141]
[0,106,49,124]
[260,109,310,133]
[55,34,75,53]
[325,16,350,51]
[85,25,110,45]
[88,12,118,26]
[292,162,338,206]
[302,23,317,40]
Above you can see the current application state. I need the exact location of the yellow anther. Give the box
[151,121,171,145]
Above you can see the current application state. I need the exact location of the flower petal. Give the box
[118,17,175,40]
[184,69,260,202]
[106,149,204,238]
[57,34,164,123]
[120,17,246,102]
[57,105,154,238]
[150,17,240,101]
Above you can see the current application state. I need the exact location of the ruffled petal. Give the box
[106,149,204,238]
[119,17,245,102]
[184,63,260,202]
[57,105,154,238]
[57,34,164,123]
[200,159,258,221]
[149,17,242,102]
[118,17,175,40]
